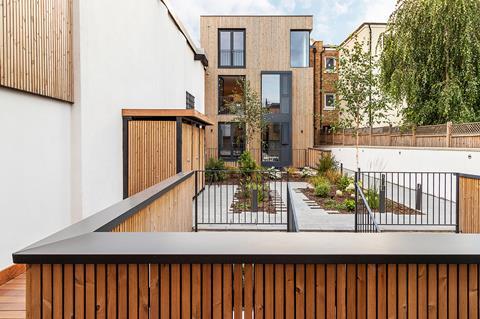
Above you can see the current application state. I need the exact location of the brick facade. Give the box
[310,41,339,146]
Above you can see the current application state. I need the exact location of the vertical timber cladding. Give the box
[0,0,74,102]
[126,117,206,197]
[127,120,178,197]
[201,16,314,167]
[27,263,480,318]
[459,174,480,233]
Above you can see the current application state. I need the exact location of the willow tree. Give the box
[380,0,480,125]
[335,38,391,169]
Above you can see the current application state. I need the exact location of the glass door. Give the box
[261,72,292,167]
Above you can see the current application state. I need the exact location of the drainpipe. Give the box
[368,24,373,127]
[312,46,317,144]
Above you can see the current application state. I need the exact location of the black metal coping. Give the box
[13,232,480,265]
[16,171,194,252]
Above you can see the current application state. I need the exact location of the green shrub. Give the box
[205,157,226,182]
[245,182,269,202]
[309,176,329,188]
[365,189,380,210]
[337,175,353,191]
[314,179,331,197]
[343,199,356,212]
[238,151,258,176]
[316,153,338,174]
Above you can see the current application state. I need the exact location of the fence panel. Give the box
[458,174,480,233]
[27,262,480,319]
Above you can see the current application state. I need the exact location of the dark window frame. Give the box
[218,122,246,161]
[325,57,337,73]
[218,29,246,69]
[218,75,245,115]
[186,91,195,110]
[290,29,311,68]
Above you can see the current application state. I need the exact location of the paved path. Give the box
[289,182,355,232]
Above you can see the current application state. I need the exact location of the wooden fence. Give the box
[459,174,480,233]
[320,122,480,149]
[25,261,480,318]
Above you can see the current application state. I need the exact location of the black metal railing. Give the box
[355,170,458,231]
[194,170,296,231]
[355,180,381,233]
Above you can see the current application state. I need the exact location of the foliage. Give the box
[309,175,329,188]
[245,182,269,202]
[316,153,338,174]
[264,167,282,180]
[314,179,332,198]
[284,167,298,176]
[337,175,354,192]
[343,199,356,212]
[324,169,342,185]
[380,0,480,125]
[335,38,392,168]
[205,157,226,182]
[226,78,268,148]
[238,151,258,176]
[365,189,380,210]
[301,167,317,178]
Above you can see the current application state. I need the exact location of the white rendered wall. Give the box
[327,146,480,175]
[75,0,205,217]
[0,88,71,269]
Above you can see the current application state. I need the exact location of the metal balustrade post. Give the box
[456,173,460,233]
[379,174,386,215]
[194,170,198,232]
[355,171,358,233]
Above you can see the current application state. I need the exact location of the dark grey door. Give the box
[261,72,292,167]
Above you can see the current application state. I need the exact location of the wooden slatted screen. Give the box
[113,174,194,232]
[0,0,73,102]
[127,121,177,196]
[27,262,480,318]
[459,175,480,233]
[127,120,206,196]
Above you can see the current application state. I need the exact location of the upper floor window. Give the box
[186,91,195,109]
[324,93,336,110]
[218,75,245,114]
[290,31,310,68]
[219,29,245,68]
[325,57,336,72]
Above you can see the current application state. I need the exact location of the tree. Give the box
[226,78,268,150]
[335,38,391,169]
[380,0,480,125]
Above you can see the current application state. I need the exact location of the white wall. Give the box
[0,88,71,269]
[75,0,205,217]
[327,146,480,175]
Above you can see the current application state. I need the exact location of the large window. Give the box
[261,73,291,114]
[218,75,244,114]
[219,29,245,68]
[290,31,310,68]
[262,123,281,162]
[218,123,245,160]
[262,74,280,113]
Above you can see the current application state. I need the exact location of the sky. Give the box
[169,0,398,46]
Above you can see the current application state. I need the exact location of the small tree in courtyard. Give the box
[226,78,268,151]
[334,38,392,169]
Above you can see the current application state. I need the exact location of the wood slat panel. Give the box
[459,176,480,233]
[113,172,194,233]
[0,0,73,101]
[25,263,480,318]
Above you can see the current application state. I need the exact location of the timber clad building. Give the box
[201,15,314,168]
